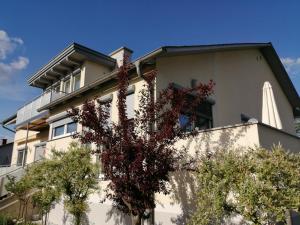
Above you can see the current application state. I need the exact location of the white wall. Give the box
[156,49,296,134]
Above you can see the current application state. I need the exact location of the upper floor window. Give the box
[64,78,71,93]
[50,72,81,98]
[53,125,65,137]
[53,83,61,93]
[51,118,78,139]
[179,101,213,132]
[73,73,81,91]
[126,92,135,119]
[99,94,113,123]
[67,122,77,133]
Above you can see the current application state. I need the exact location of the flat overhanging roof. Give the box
[27,43,116,89]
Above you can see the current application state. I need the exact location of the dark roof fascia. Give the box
[27,43,116,85]
[260,44,300,117]
[133,43,271,63]
[0,114,17,126]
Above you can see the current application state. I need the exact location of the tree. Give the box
[190,146,300,225]
[50,142,99,225]
[5,175,32,222]
[69,60,214,225]
[26,160,61,225]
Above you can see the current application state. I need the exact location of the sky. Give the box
[0,0,300,139]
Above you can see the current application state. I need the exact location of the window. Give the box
[64,79,71,93]
[67,122,77,133]
[99,94,113,124]
[17,149,27,166]
[126,93,135,119]
[34,144,46,162]
[179,101,213,132]
[54,84,60,93]
[53,125,64,137]
[73,74,81,91]
[51,118,78,139]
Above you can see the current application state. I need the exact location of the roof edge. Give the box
[27,42,117,85]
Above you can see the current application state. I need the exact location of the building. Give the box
[0,139,13,166]
[1,42,300,224]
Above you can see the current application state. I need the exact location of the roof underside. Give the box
[28,43,116,89]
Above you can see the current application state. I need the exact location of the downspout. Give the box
[134,60,142,77]
[0,123,15,133]
[134,59,156,225]
[23,123,29,167]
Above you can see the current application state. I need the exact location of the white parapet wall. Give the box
[47,122,300,225]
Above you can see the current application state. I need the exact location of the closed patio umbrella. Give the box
[262,81,282,129]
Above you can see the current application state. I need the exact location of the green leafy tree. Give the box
[191,146,300,225]
[5,175,32,222]
[51,142,99,225]
[26,160,61,225]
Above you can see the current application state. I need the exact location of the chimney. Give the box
[0,139,7,146]
[109,47,133,68]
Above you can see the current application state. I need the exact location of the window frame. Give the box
[179,101,214,132]
[52,124,65,138]
[66,122,78,134]
[17,148,27,167]
[73,73,81,91]
[51,119,78,140]
[63,78,71,93]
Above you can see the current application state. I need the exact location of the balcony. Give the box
[16,90,67,129]
[177,121,300,155]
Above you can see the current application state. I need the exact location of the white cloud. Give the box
[281,57,300,77]
[0,30,29,100]
[0,30,24,60]
[0,56,29,82]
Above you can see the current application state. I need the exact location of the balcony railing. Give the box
[16,90,67,127]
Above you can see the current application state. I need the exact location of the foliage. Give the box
[5,175,32,220]
[26,160,61,225]
[0,214,14,225]
[50,142,99,225]
[69,59,214,225]
[191,146,300,225]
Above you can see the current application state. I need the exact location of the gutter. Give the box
[1,123,16,134]
[0,114,17,133]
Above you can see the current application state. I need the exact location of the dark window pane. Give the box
[17,149,27,166]
[67,122,77,133]
[179,100,213,132]
[53,125,64,137]
[179,114,193,132]
[195,117,211,130]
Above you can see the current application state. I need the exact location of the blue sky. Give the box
[0,0,300,139]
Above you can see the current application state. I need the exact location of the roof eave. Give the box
[0,114,17,126]
[27,43,117,88]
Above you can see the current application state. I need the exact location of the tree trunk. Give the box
[74,213,81,225]
[131,213,142,225]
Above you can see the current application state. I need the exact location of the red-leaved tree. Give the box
[69,60,214,225]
